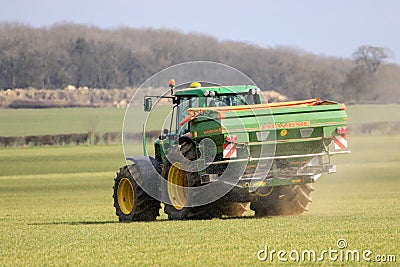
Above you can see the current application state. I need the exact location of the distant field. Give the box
[0,108,125,136]
[0,106,170,136]
[0,135,399,265]
[1,104,399,137]
[345,104,400,123]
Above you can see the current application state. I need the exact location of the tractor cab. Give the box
[143,81,262,161]
[174,83,262,134]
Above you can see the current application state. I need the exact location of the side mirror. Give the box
[144,97,152,112]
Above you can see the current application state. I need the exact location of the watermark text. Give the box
[257,239,396,263]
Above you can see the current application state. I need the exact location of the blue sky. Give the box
[1,0,399,63]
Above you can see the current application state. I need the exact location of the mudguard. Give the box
[126,156,162,201]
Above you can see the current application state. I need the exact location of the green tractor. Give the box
[113,81,350,221]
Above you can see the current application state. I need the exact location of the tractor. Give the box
[113,80,350,221]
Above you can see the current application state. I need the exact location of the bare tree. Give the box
[353,45,392,75]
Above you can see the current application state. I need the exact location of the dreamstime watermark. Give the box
[257,239,397,263]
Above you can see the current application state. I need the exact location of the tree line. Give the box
[0,23,399,103]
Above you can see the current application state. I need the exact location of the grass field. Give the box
[0,106,170,136]
[0,105,399,266]
[0,136,399,266]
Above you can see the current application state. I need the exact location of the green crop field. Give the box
[345,104,400,123]
[1,105,399,266]
[0,108,124,136]
[0,106,171,136]
[1,104,399,137]
[1,136,399,266]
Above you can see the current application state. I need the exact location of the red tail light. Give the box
[336,127,348,135]
[226,135,238,143]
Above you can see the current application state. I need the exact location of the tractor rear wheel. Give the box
[113,165,160,222]
[250,184,313,216]
[163,141,221,220]
[218,202,249,217]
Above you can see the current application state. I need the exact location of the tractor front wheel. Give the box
[113,165,160,222]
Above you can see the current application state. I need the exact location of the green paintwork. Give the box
[241,176,315,190]
[152,84,349,189]
[174,85,259,97]
[189,104,347,151]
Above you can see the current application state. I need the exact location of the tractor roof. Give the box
[174,85,258,97]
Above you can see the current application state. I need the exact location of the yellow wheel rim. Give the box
[117,178,134,215]
[167,162,188,210]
